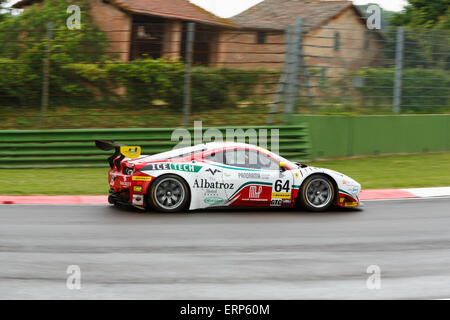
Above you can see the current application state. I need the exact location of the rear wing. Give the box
[95,140,141,169]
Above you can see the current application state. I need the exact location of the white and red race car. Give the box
[96,141,361,212]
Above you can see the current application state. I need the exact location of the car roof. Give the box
[133,142,274,164]
[204,142,257,150]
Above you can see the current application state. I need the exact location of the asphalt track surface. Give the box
[1,198,450,299]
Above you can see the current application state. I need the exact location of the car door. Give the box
[198,150,229,207]
[221,148,294,207]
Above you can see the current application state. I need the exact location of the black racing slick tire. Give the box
[148,174,190,213]
[299,174,336,212]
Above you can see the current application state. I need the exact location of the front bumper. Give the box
[337,189,360,208]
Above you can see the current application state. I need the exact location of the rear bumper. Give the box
[108,189,131,206]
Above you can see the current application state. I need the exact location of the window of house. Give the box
[364,30,370,50]
[319,68,327,89]
[257,31,266,44]
[334,32,340,51]
[130,15,165,60]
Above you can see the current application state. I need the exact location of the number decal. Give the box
[274,180,290,192]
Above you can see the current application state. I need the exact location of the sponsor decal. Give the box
[237,172,270,180]
[271,192,290,199]
[120,146,141,159]
[132,176,153,181]
[229,181,272,199]
[271,198,291,207]
[344,202,358,207]
[133,186,143,193]
[270,199,282,206]
[204,197,225,205]
[132,194,144,206]
[238,172,260,179]
[204,188,219,196]
[142,163,171,171]
[206,168,221,176]
[249,185,263,198]
[193,179,234,189]
[171,163,202,173]
[119,181,131,187]
[142,162,202,172]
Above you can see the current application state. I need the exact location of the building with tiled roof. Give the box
[13,0,383,71]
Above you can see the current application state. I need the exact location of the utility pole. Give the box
[267,18,302,124]
[393,26,404,114]
[283,17,302,123]
[40,22,53,127]
[183,22,195,126]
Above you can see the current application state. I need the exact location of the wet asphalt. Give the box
[1,198,450,299]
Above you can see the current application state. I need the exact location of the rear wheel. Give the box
[149,175,190,213]
[299,174,335,212]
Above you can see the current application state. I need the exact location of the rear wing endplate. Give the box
[95,140,141,169]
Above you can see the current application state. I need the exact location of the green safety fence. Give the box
[288,115,450,159]
[0,125,311,168]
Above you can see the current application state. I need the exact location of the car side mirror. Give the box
[279,162,287,172]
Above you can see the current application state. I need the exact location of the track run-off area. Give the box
[1,198,450,299]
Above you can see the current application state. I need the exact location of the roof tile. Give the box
[229,0,354,31]
[13,0,235,27]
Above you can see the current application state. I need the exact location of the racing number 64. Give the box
[274,180,290,192]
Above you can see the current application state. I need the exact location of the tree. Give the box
[0,0,11,21]
[390,0,450,29]
[0,0,111,106]
[386,0,450,70]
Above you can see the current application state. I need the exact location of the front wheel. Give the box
[299,174,335,212]
[149,175,190,213]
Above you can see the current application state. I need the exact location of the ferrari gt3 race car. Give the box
[95,141,361,212]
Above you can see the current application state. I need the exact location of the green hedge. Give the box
[0,57,273,111]
[351,68,450,113]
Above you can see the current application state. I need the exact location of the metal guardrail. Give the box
[0,125,311,168]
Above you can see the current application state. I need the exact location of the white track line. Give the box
[362,196,450,202]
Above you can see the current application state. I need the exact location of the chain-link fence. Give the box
[289,22,450,118]
[0,13,448,129]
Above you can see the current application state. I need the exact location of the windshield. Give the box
[259,147,298,168]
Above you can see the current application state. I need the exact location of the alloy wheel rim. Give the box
[154,178,185,210]
[305,178,332,208]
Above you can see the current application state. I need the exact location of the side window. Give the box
[224,149,247,168]
[257,152,279,170]
[223,149,279,170]
[203,151,225,164]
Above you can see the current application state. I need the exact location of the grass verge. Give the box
[1,152,449,195]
